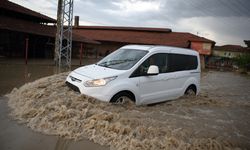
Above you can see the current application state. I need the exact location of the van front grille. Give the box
[65,81,80,93]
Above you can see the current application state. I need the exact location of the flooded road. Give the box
[1,59,250,150]
[0,59,98,95]
[0,59,108,150]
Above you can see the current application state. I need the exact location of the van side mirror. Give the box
[147,65,159,75]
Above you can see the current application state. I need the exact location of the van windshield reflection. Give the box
[97,49,148,70]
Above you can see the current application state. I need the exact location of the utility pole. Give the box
[54,0,62,65]
[54,0,74,68]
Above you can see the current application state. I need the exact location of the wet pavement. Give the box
[1,59,250,150]
[0,58,108,150]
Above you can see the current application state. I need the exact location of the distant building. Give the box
[207,45,250,70]
[213,45,249,58]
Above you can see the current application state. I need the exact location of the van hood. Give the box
[73,64,125,79]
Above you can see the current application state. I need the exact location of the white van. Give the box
[66,45,200,105]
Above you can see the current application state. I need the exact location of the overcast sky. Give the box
[9,0,250,46]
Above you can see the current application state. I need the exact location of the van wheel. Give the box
[185,85,196,96]
[110,92,134,105]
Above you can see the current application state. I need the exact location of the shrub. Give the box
[234,54,250,71]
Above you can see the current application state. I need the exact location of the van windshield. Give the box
[97,49,148,70]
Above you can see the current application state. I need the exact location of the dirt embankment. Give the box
[7,72,250,150]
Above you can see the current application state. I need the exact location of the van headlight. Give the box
[83,76,117,87]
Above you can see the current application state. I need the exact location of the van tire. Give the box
[184,85,196,96]
[110,91,135,104]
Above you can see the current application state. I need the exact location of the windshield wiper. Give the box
[98,59,136,67]
[97,60,119,67]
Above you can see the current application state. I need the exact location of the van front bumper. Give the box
[65,72,112,102]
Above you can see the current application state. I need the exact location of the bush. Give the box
[234,54,250,71]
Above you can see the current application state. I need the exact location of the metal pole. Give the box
[54,0,62,65]
[25,38,29,65]
[55,0,74,69]
[80,43,83,65]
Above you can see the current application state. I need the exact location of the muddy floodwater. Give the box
[3,60,250,150]
[0,59,108,150]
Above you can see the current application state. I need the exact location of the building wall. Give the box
[199,55,205,69]
[92,41,125,57]
[0,30,25,57]
[72,41,127,58]
[207,50,248,70]
[191,42,213,69]
[0,29,54,58]
[213,50,242,59]
[191,42,212,55]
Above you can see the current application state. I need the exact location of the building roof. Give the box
[214,45,249,53]
[0,0,56,23]
[73,26,215,48]
[75,26,172,33]
[0,16,99,44]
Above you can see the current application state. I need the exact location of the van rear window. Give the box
[168,54,198,72]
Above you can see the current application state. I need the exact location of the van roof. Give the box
[121,45,154,50]
[121,44,199,55]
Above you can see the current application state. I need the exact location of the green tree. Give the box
[234,54,250,71]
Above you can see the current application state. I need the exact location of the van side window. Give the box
[168,54,198,72]
[130,53,168,77]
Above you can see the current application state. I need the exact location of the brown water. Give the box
[0,58,108,150]
[0,58,99,95]
[3,59,250,150]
